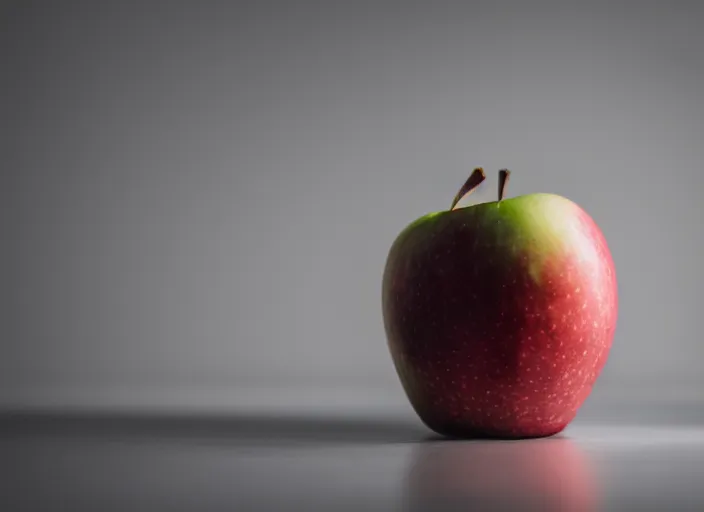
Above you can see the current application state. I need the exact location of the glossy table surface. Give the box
[3,411,704,511]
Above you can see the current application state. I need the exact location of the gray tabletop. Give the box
[3,411,704,511]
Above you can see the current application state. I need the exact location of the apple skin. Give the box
[382,193,617,439]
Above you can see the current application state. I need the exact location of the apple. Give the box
[382,168,617,438]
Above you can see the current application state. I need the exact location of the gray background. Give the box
[2,0,703,416]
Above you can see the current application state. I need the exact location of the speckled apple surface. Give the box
[382,193,618,438]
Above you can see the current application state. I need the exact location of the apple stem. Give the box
[498,169,511,202]
[450,168,486,210]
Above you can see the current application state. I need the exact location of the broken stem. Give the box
[498,169,511,202]
[450,168,486,211]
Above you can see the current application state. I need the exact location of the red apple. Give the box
[382,169,617,438]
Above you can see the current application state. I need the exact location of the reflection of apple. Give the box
[382,169,618,438]
[405,437,599,511]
